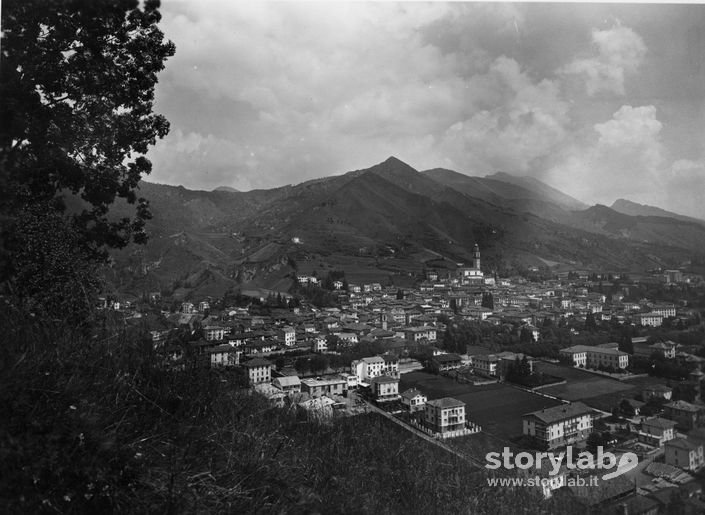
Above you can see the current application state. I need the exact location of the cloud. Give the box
[144,3,704,219]
[559,24,646,96]
[543,104,705,219]
[437,56,570,173]
[148,2,537,186]
[662,159,705,218]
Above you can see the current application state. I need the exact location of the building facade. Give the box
[522,402,594,450]
[424,398,466,434]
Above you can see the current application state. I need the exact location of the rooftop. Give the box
[242,357,273,368]
[426,397,465,409]
[524,402,593,425]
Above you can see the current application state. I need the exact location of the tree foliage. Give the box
[1,0,175,299]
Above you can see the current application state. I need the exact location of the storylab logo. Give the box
[485,446,638,481]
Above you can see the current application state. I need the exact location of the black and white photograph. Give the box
[3,1,705,513]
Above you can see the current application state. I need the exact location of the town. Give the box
[104,245,705,514]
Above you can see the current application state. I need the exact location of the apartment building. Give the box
[522,402,594,450]
[241,357,273,385]
[559,345,629,369]
[424,398,466,434]
[665,438,705,471]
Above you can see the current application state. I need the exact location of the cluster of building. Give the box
[108,247,703,378]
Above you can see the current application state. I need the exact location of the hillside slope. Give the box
[105,158,705,297]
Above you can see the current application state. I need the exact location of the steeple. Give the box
[472,243,481,270]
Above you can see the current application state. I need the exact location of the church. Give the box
[458,244,484,285]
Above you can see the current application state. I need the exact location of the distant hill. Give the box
[105,157,705,298]
[486,171,588,211]
[422,168,587,212]
[611,198,705,226]
[213,185,240,193]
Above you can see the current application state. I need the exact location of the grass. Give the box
[533,362,633,402]
[399,372,564,442]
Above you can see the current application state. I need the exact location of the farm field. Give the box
[534,361,633,402]
[399,372,563,441]
[585,375,674,412]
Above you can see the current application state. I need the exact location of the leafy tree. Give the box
[294,357,310,376]
[619,399,635,416]
[309,354,329,374]
[1,0,175,312]
[326,333,341,352]
[481,292,494,310]
[584,313,597,332]
[519,326,534,344]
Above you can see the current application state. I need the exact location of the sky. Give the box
[147,1,705,219]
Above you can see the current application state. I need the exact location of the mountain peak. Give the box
[369,156,417,175]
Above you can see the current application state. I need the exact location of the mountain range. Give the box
[106,157,705,299]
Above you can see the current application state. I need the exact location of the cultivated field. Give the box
[399,372,564,441]
[534,361,633,402]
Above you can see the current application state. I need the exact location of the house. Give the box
[279,326,296,346]
[312,336,328,353]
[272,375,302,394]
[337,332,359,346]
[634,312,663,327]
[638,417,676,447]
[663,400,704,430]
[649,341,677,359]
[497,352,534,378]
[369,375,400,402]
[463,306,493,321]
[664,438,705,471]
[634,340,677,359]
[522,402,594,450]
[424,398,466,434]
[300,376,347,398]
[340,372,358,390]
[651,304,677,318]
[431,353,463,372]
[473,354,499,377]
[403,326,437,342]
[351,356,386,384]
[643,384,673,402]
[206,344,241,368]
[241,357,273,385]
[400,388,427,413]
[204,325,227,342]
[382,355,400,377]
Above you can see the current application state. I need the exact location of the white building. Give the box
[403,326,437,342]
[522,402,594,450]
[204,325,227,342]
[635,312,663,327]
[207,344,241,368]
[242,358,273,385]
[424,398,466,434]
[279,326,296,346]
[559,345,629,369]
[351,356,386,384]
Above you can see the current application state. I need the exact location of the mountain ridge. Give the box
[105,157,705,298]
